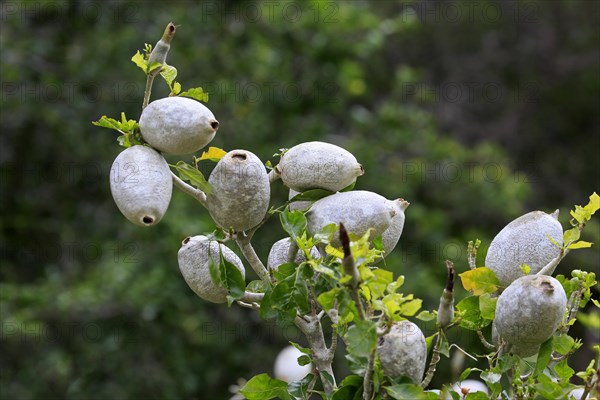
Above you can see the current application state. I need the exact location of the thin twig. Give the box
[421,329,443,388]
[236,301,259,310]
[171,171,207,207]
[340,223,366,320]
[240,291,265,303]
[477,330,496,350]
[142,74,155,109]
[236,234,270,283]
[363,349,376,400]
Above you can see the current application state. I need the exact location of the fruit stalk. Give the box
[236,235,270,283]
[143,22,176,109]
[171,171,207,207]
[340,223,365,320]
[437,260,455,329]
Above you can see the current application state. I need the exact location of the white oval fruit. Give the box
[110,145,172,227]
[267,238,320,271]
[306,191,396,247]
[277,141,364,192]
[207,150,270,232]
[381,199,409,254]
[493,275,567,357]
[377,321,427,384]
[485,210,563,286]
[139,96,219,155]
[274,345,312,383]
[177,235,245,303]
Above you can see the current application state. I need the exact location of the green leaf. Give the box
[247,280,269,294]
[220,254,246,301]
[385,384,428,400]
[288,373,313,399]
[92,115,121,131]
[568,241,593,249]
[171,81,182,95]
[180,86,209,102]
[293,265,310,314]
[533,337,554,377]
[173,161,212,194]
[480,370,501,384]
[554,359,574,381]
[131,50,148,73]
[553,334,576,355]
[479,293,497,320]
[416,310,437,322]
[458,368,472,381]
[280,209,307,241]
[398,299,422,317]
[160,64,177,87]
[464,393,489,400]
[564,227,581,245]
[317,288,339,312]
[345,320,377,358]
[583,192,600,216]
[239,373,292,400]
[456,296,487,330]
[460,267,500,295]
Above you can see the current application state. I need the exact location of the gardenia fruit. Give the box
[139,96,219,155]
[207,150,270,232]
[109,145,172,227]
[377,320,427,384]
[381,198,409,254]
[177,235,245,303]
[267,238,320,271]
[276,141,364,192]
[485,210,563,286]
[306,191,397,247]
[493,275,567,357]
[273,345,312,383]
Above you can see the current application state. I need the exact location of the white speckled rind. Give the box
[306,190,395,247]
[139,97,218,155]
[485,210,563,286]
[381,199,409,254]
[267,238,320,271]
[207,150,270,232]
[177,235,245,303]
[278,141,364,192]
[494,275,567,357]
[110,145,172,227]
[377,321,427,383]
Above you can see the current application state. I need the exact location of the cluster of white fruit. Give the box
[108,93,574,391]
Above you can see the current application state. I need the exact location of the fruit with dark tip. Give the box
[177,235,245,303]
[493,274,567,357]
[110,145,172,227]
[139,97,219,155]
[207,150,270,232]
[276,141,364,192]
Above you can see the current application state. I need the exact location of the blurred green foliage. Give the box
[1,0,598,398]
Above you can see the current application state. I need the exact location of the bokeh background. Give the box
[1,0,599,398]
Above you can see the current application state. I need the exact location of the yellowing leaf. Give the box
[198,147,227,162]
[325,244,343,258]
[584,192,599,215]
[398,299,422,316]
[568,241,593,249]
[180,87,209,103]
[131,51,147,72]
[459,267,500,295]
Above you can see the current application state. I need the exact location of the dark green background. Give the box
[1,1,598,398]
